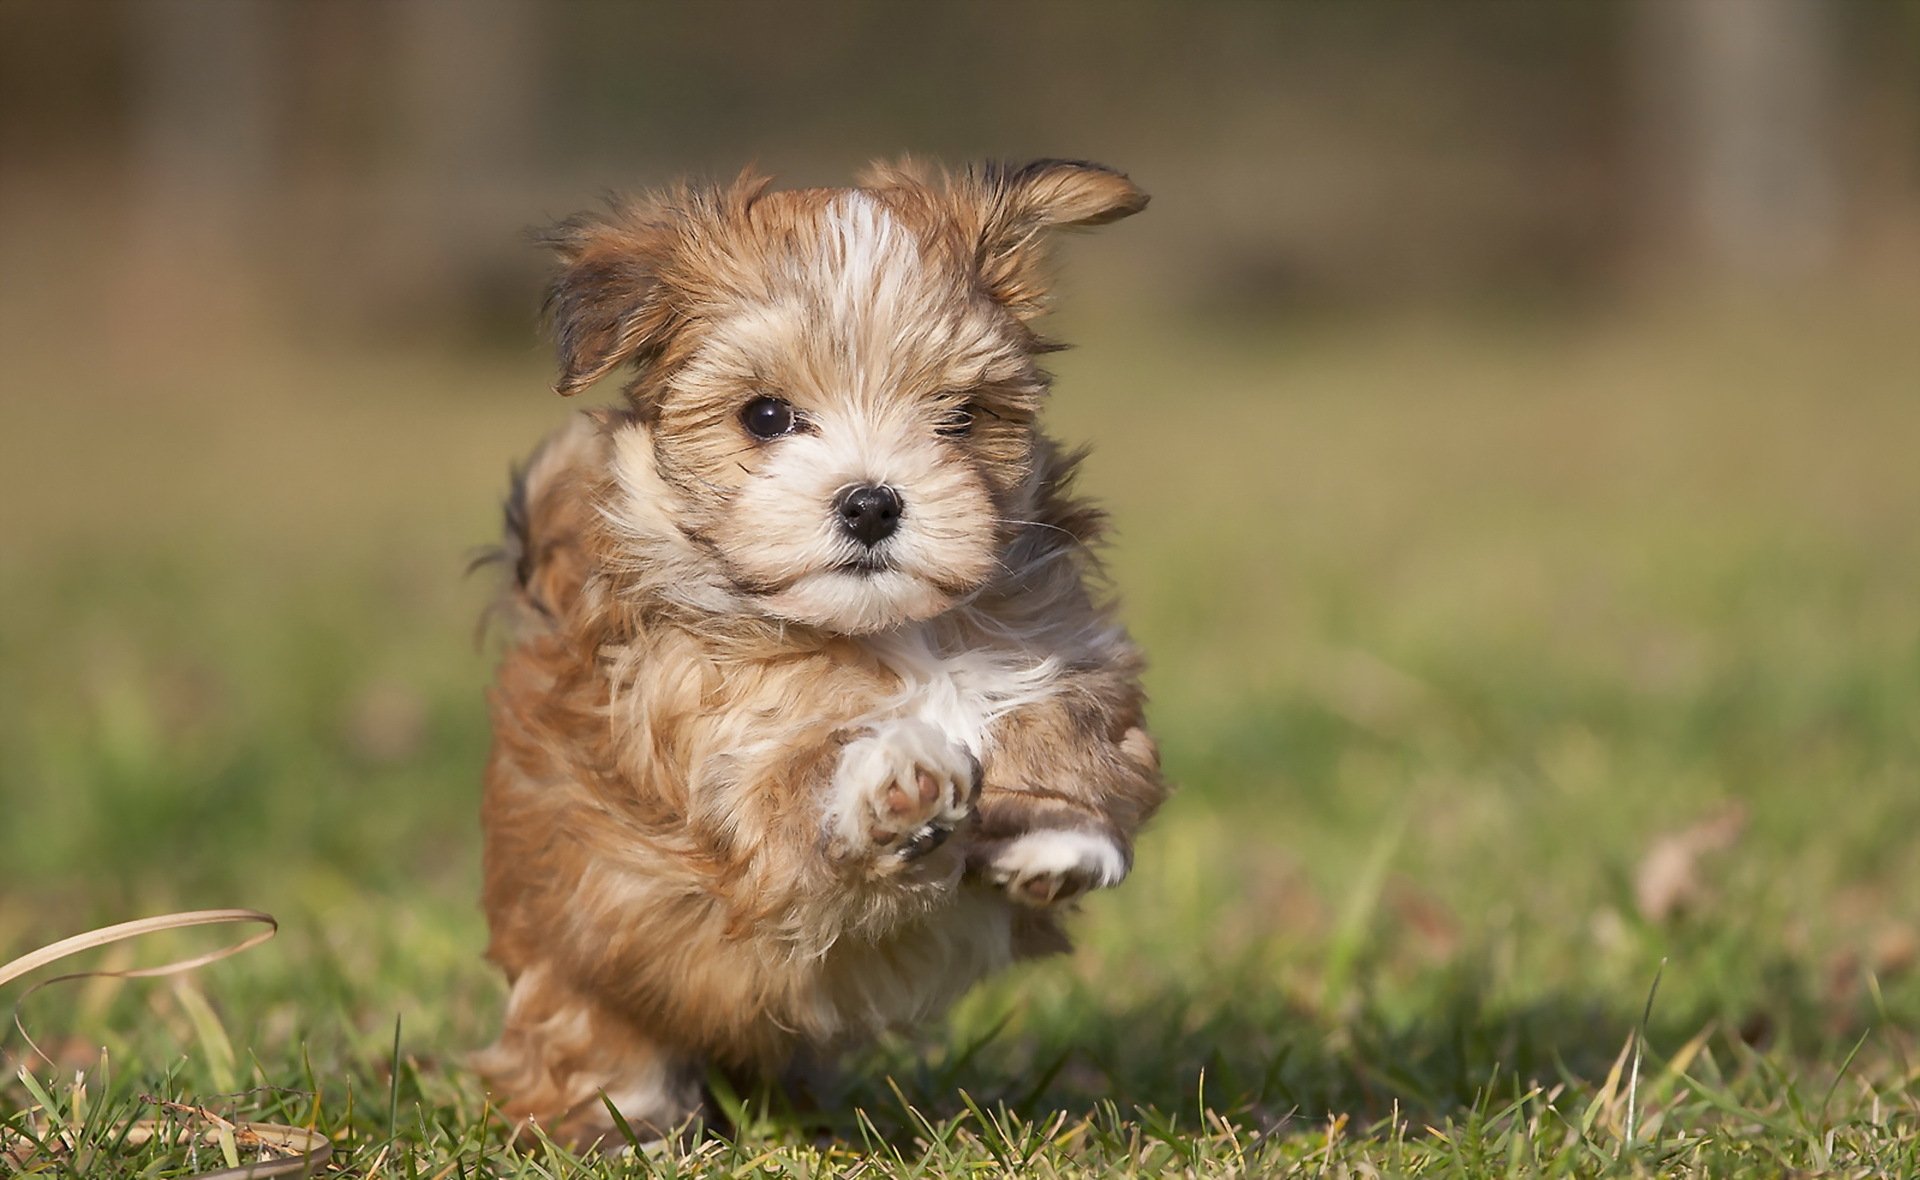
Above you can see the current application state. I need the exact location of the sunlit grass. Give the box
[4,299,1918,1174]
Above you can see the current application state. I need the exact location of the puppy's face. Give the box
[545,160,1146,634]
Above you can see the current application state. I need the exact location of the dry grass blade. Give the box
[1622,959,1666,1156]
[0,909,278,990]
[0,909,276,1070]
[121,1111,334,1180]
[1,909,330,1178]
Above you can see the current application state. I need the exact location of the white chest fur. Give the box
[865,626,1132,902]
[863,627,1061,757]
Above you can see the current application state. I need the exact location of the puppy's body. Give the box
[476,161,1166,1144]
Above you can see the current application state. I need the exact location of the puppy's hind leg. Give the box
[474,963,705,1151]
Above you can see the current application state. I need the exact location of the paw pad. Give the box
[829,719,977,868]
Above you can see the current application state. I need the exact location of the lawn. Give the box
[3,297,1918,1175]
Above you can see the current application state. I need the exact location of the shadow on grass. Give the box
[824,952,1885,1139]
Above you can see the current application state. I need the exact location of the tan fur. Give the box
[477,159,1167,1147]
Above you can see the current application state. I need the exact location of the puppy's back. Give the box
[487,412,609,638]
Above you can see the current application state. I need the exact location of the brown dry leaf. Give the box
[1823,921,1920,1034]
[1,1122,47,1169]
[1634,802,1748,923]
[1387,877,1461,963]
[1871,922,1919,978]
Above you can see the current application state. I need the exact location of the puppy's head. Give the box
[545,159,1146,634]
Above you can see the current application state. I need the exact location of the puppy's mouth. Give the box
[721,551,900,596]
[833,553,896,575]
[722,549,982,633]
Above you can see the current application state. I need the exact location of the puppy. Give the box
[474,158,1169,1147]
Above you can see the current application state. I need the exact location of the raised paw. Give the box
[827,719,979,867]
[984,828,1129,906]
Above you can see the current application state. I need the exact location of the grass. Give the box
[3,294,1919,1175]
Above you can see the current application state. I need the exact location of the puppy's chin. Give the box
[761,568,959,635]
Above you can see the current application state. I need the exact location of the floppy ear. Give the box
[540,204,681,397]
[956,158,1149,319]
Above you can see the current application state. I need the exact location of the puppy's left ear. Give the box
[987,158,1149,228]
[957,159,1149,319]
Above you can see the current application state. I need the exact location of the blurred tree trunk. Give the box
[1632,0,1840,285]
[122,0,284,343]
[386,0,542,332]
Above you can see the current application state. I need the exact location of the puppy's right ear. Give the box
[540,205,679,397]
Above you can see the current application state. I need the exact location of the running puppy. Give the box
[475,158,1168,1147]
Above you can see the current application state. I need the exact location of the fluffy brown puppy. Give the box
[474,158,1169,1147]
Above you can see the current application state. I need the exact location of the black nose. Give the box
[835,484,903,546]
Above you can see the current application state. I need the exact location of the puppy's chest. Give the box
[864,630,1059,756]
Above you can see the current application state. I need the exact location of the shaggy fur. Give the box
[474,158,1168,1147]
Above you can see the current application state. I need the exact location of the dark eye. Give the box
[937,402,976,438]
[741,396,797,439]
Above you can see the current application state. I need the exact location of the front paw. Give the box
[827,719,979,867]
[983,828,1129,906]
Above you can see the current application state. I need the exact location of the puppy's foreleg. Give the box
[970,696,1166,907]
[823,718,980,874]
[981,826,1131,906]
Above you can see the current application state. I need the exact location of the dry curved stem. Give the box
[1,909,331,1179]
[1,908,277,1069]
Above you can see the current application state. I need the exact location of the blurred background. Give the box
[3,0,1919,1134]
